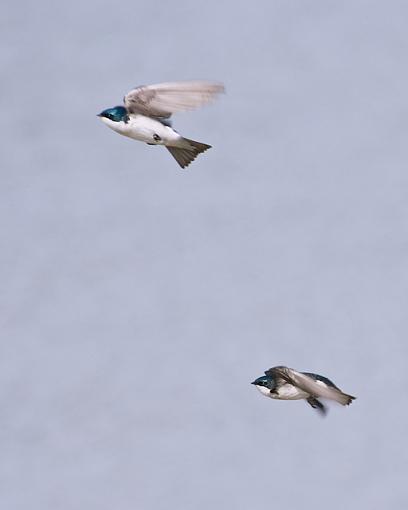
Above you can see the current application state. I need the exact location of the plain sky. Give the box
[1,1,408,509]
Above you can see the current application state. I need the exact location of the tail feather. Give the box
[328,389,356,406]
[166,138,211,169]
[339,392,356,406]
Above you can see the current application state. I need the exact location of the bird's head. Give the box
[97,106,128,123]
[251,375,276,391]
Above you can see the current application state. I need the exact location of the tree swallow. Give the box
[97,80,224,169]
[252,366,356,415]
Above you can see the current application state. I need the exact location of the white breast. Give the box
[101,114,180,144]
[256,384,309,400]
[256,386,275,398]
[276,384,309,400]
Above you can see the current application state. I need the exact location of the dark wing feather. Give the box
[306,397,327,416]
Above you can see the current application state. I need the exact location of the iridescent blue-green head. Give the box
[97,106,128,122]
[251,375,276,390]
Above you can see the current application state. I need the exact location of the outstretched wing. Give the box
[269,366,355,406]
[124,80,225,118]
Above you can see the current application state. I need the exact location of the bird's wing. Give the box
[306,397,327,416]
[264,366,290,388]
[269,366,355,406]
[124,81,225,118]
[302,372,339,390]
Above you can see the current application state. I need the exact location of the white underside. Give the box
[256,384,309,400]
[100,114,184,146]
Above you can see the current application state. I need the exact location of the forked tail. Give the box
[166,138,211,169]
[339,392,356,406]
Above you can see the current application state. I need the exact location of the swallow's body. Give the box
[255,381,309,400]
[101,113,178,144]
[98,80,224,169]
[252,366,356,415]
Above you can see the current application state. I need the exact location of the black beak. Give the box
[96,113,103,117]
[251,380,257,385]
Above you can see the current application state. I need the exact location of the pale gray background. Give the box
[1,1,407,508]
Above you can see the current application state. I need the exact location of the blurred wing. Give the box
[124,80,225,118]
[271,367,354,406]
